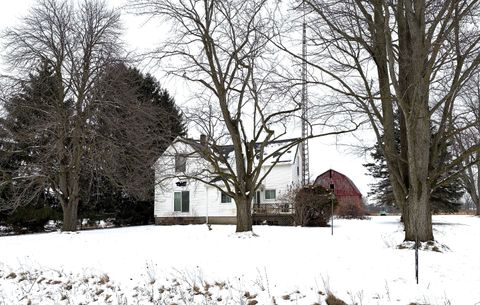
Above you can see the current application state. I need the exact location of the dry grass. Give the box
[325,292,348,305]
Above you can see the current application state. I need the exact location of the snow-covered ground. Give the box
[0,215,479,305]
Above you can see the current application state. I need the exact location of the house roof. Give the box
[256,138,301,164]
[175,136,301,165]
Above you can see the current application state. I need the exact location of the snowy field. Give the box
[0,215,479,305]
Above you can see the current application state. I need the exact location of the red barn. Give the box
[314,169,363,215]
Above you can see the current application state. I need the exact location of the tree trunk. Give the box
[403,100,434,241]
[235,196,252,232]
[474,195,480,216]
[404,191,433,241]
[62,198,79,231]
[476,175,480,215]
[461,167,480,216]
[401,110,434,242]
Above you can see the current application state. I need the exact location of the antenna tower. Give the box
[301,2,310,186]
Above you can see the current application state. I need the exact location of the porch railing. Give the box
[252,203,293,215]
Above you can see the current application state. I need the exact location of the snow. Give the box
[0,215,479,304]
[260,141,298,164]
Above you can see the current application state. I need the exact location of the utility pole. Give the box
[415,215,419,284]
[330,182,334,235]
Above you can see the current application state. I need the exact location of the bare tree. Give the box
[0,0,148,231]
[130,0,358,232]
[455,73,480,215]
[297,0,480,241]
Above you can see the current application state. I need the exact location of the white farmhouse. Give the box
[154,136,304,225]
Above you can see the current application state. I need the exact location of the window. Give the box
[264,189,276,200]
[174,191,190,212]
[175,154,186,172]
[221,192,232,203]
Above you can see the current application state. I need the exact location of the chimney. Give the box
[200,134,207,146]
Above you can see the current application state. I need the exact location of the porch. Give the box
[252,203,294,226]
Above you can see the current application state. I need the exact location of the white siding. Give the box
[291,143,303,186]
[154,180,203,217]
[155,180,237,218]
[154,140,302,219]
[205,187,237,217]
[260,164,292,203]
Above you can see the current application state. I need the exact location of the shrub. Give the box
[325,293,348,305]
[113,200,154,226]
[336,200,366,219]
[294,185,337,227]
[4,203,60,234]
[78,191,154,227]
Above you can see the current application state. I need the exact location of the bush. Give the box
[79,196,154,227]
[3,203,60,234]
[326,293,348,305]
[294,185,337,227]
[113,199,154,226]
[336,200,366,219]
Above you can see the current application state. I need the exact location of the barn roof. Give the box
[314,169,362,197]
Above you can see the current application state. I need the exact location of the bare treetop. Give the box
[300,0,480,242]
[3,0,124,100]
[0,0,129,231]
[132,0,359,232]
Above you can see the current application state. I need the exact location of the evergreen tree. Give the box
[78,64,186,225]
[365,129,464,213]
[0,62,63,231]
[0,61,60,211]
[364,140,397,208]
[1,60,185,228]
[92,63,186,194]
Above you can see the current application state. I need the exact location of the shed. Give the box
[313,169,363,210]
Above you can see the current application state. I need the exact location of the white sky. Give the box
[0,0,377,198]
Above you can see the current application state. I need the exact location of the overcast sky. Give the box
[0,0,377,198]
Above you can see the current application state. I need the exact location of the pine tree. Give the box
[78,63,186,225]
[0,61,59,208]
[1,61,185,228]
[363,141,396,208]
[365,130,464,213]
[0,62,62,231]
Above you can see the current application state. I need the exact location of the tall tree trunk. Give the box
[59,171,81,232]
[399,110,434,241]
[403,98,434,241]
[461,165,480,215]
[394,0,434,242]
[476,174,480,216]
[472,191,480,215]
[62,198,79,231]
[235,196,252,232]
[404,188,433,241]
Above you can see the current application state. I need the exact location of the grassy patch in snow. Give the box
[0,266,322,305]
[0,265,456,305]
[397,240,451,252]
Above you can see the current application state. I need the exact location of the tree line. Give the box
[0,0,185,232]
